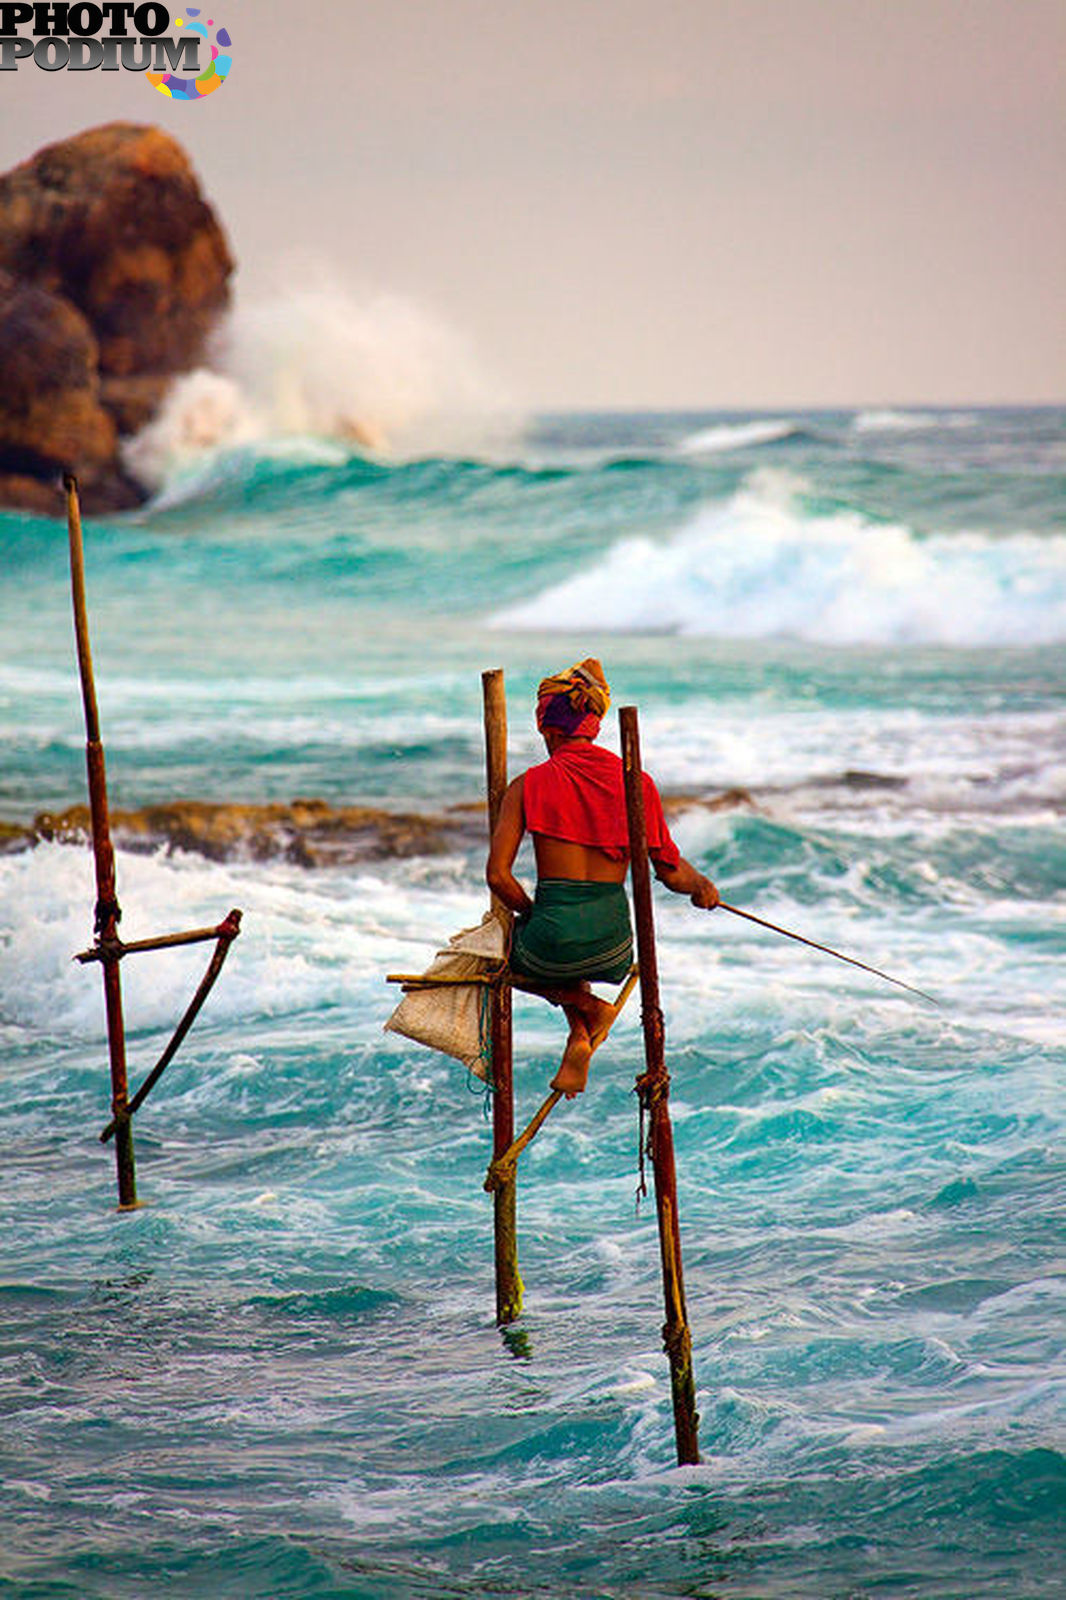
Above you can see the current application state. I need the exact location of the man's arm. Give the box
[652,854,720,909]
[486,775,534,915]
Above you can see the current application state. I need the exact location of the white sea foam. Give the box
[0,842,484,1040]
[0,837,871,1044]
[122,269,512,492]
[852,409,978,433]
[677,419,799,455]
[491,471,1066,647]
[634,701,1066,820]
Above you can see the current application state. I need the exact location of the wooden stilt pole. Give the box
[482,669,522,1324]
[66,474,137,1210]
[620,705,700,1465]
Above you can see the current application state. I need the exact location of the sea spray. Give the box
[123,270,516,491]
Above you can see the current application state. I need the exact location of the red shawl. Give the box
[522,740,680,867]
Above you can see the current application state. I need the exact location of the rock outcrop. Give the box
[6,799,479,867]
[0,790,757,867]
[0,271,123,512]
[0,123,233,515]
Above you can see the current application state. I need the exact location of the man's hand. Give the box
[689,874,720,910]
[653,855,720,909]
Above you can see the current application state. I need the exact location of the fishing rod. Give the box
[716,901,940,1006]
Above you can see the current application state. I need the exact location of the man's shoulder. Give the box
[524,741,627,783]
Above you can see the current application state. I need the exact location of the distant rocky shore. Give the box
[0,791,755,867]
[0,123,232,516]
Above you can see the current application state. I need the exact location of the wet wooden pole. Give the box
[620,705,700,1464]
[66,474,137,1209]
[482,669,522,1324]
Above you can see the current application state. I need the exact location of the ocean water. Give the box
[1,405,1064,1599]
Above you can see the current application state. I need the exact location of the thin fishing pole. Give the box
[717,901,940,1006]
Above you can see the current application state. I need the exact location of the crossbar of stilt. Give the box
[385,973,501,989]
[76,921,237,963]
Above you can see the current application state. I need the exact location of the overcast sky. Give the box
[2,0,1064,408]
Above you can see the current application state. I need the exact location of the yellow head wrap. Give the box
[535,657,611,736]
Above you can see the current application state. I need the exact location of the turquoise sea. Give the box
[1,406,1064,1598]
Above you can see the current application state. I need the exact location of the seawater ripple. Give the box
[1,990,1063,1598]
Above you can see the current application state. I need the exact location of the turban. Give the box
[535,657,611,739]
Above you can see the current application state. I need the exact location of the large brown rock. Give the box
[0,123,233,378]
[0,123,233,514]
[0,270,133,512]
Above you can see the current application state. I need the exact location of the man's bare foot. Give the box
[582,994,622,1051]
[551,1023,592,1098]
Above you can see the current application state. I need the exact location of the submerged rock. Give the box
[0,123,233,515]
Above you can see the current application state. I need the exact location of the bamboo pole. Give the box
[482,669,522,1324]
[484,1087,561,1194]
[66,474,137,1209]
[620,705,700,1465]
[76,920,239,963]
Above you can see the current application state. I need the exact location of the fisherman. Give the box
[486,658,719,1098]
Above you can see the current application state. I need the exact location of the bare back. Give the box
[532,833,628,883]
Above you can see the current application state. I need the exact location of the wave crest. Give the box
[852,409,978,433]
[677,418,800,455]
[491,471,1066,647]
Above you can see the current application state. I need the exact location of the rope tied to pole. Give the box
[635,1090,649,1207]
[477,979,495,1088]
[634,1059,670,1208]
[94,895,122,936]
[662,1319,693,1363]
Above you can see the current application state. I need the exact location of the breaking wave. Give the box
[677,418,800,454]
[122,272,514,493]
[492,472,1066,647]
[852,409,979,433]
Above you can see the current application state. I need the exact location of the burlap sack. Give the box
[384,911,507,1080]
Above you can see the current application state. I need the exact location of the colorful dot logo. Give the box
[147,10,232,102]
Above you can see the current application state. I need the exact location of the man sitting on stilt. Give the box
[486,659,719,1097]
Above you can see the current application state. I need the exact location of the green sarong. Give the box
[511,879,633,986]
